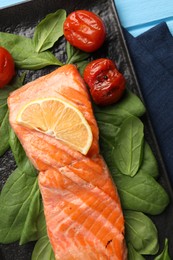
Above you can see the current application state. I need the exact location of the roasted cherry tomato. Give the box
[83,58,126,106]
[0,46,15,88]
[63,10,106,52]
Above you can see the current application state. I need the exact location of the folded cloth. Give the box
[123,22,173,186]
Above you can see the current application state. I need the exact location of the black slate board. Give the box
[0,0,173,259]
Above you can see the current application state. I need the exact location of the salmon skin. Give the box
[8,64,127,260]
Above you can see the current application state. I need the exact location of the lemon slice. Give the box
[16,98,93,155]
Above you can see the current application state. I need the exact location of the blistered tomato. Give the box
[83,58,126,106]
[63,10,106,52]
[0,46,15,88]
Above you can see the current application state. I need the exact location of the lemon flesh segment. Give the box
[16,98,93,155]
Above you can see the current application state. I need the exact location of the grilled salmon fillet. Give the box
[8,64,127,260]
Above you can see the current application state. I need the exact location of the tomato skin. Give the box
[83,58,126,106]
[63,10,106,52]
[0,47,15,88]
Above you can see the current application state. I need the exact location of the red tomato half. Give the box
[63,10,106,52]
[84,58,126,106]
[0,46,15,88]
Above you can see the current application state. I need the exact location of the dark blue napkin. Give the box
[123,22,173,186]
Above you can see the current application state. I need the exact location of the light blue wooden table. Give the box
[1,0,173,37]
[115,0,173,36]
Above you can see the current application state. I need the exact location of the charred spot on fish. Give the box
[105,239,112,248]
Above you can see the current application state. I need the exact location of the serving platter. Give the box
[0,0,173,259]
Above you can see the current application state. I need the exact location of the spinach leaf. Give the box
[98,121,120,144]
[20,187,41,245]
[19,50,62,69]
[32,235,55,260]
[94,90,146,126]
[66,42,90,64]
[9,128,28,168]
[0,111,10,156]
[1,126,41,245]
[98,121,119,170]
[9,127,37,175]
[138,141,159,178]
[114,90,146,116]
[76,60,89,76]
[0,94,8,107]
[113,116,144,177]
[36,204,47,239]
[0,92,8,107]
[125,210,159,255]
[33,9,66,53]
[0,73,25,112]
[66,42,90,75]
[0,74,26,156]
[98,122,158,179]
[0,32,62,69]
[32,206,55,260]
[154,239,170,260]
[115,173,169,215]
[0,167,37,243]
[0,104,8,124]
[128,243,145,260]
